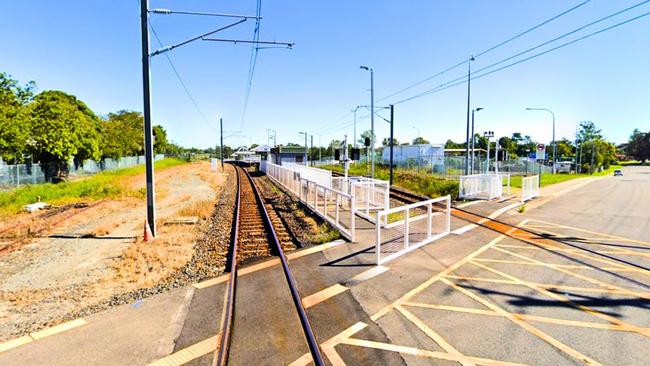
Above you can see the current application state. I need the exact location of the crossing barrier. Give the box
[459,174,503,200]
[374,195,451,265]
[521,175,540,202]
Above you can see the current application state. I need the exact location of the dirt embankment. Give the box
[0,161,234,342]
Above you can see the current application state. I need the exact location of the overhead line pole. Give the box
[389,104,395,185]
[464,56,474,175]
[220,118,224,170]
[141,0,156,237]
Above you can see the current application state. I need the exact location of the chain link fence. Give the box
[0,154,164,190]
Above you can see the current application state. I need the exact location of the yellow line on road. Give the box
[302,284,349,309]
[440,278,603,366]
[146,335,218,366]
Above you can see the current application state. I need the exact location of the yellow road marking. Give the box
[341,338,528,366]
[194,240,345,289]
[521,219,650,246]
[302,284,349,309]
[440,278,603,366]
[320,322,368,366]
[470,261,650,338]
[370,234,507,321]
[29,318,87,340]
[287,352,313,366]
[0,336,32,354]
[402,302,647,333]
[495,244,650,258]
[492,246,650,300]
[444,274,650,298]
[146,335,218,366]
[396,305,475,366]
[344,265,389,286]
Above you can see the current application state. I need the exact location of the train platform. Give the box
[2,176,647,365]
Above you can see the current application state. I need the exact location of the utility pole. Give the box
[141,0,156,237]
[360,66,375,178]
[389,104,395,185]
[220,118,224,170]
[484,131,494,174]
[299,132,307,165]
[310,135,314,166]
[470,107,483,174]
[318,135,322,164]
[464,56,475,175]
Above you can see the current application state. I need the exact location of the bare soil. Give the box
[0,161,230,342]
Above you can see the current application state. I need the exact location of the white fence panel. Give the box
[283,163,332,188]
[298,178,355,241]
[375,195,451,265]
[459,174,502,200]
[264,162,301,196]
[521,175,540,202]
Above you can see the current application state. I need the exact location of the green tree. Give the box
[626,129,650,163]
[153,125,168,154]
[358,130,375,147]
[102,110,144,159]
[382,137,398,146]
[577,121,602,142]
[28,90,102,177]
[0,72,35,162]
[412,137,429,145]
[444,139,463,149]
[555,138,575,160]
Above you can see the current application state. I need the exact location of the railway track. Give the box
[215,164,324,366]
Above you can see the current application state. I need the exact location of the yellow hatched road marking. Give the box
[370,234,507,321]
[492,246,650,300]
[521,219,650,246]
[444,274,650,298]
[146,335,218,366]
[495,244,650,258]
[402,302,647,333]
[469,261,650,338]
[396,305,475,366]
[440,278,603,366]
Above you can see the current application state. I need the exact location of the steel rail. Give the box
[214,165,241,366]
[215,165,324,365]
[242,167,325,366]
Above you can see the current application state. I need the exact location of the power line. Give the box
[392,8,650,105]
[238,0,263,132]
[376,0,592,103]
[146,11,219,132]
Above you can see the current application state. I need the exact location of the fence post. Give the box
[375,211,381,265]
[427,202,432,239]
[351,196,356,242]
[404,208,410,249]
[446,196,451,234]
[335,194,340,224]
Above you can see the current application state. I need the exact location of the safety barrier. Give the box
[263,162,301,195]
[521,175,540,202]
[263,162,355,240]
[497,173,511,195]
[459,174,503,200]
[331,176,390,223]
[283,163,332,188]
[298,178,355,241]
[375,195,451,265]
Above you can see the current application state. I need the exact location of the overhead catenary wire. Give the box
[391,0,650,105]
[376,0,593,103]
[238,0,263,133]
[391,8,650,106]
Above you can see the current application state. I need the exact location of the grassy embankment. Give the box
[0,158,186,215]
[509,164,622,188]
[321,162,459,198]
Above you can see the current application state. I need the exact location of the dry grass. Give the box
[177,200,215,220]
[112,225,194,289]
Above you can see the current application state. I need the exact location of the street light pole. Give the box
[141,0,156,237]
[464,56,475,175]
[299,132,307,165]
[526,107,556,174]
[471,107,484,174]
[360,66,375,178]
[390,104,395,185]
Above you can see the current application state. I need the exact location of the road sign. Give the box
[536,143,546,160]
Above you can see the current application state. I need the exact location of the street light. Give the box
[464,56,475,175]
[526,107,556,174]
[360,65,375,179]
[299,132,308,165]
[412,126,421,142]
[470,107,484,174]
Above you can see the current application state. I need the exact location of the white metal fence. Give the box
[375,195,451,265]
[283,162,332,188]
[458,174,503,200]
[263,162,355,241]
[521,175,540,202]
[298,178,355,241]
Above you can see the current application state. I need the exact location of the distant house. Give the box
[381,144,445,171]
[269,146,307,165]
[251,145,272,161]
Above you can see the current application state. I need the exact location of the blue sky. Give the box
[1,0,648,148]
